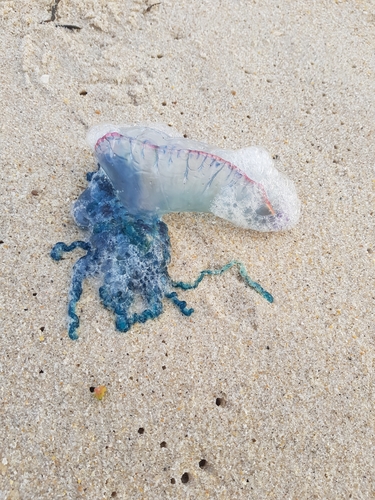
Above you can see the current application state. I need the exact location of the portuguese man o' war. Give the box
[51,124,300,339]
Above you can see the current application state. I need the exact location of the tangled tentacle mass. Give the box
[51,168,272,339]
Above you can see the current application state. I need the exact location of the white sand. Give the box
[0,1,374,498]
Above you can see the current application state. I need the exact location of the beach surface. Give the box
[0,1,374,498]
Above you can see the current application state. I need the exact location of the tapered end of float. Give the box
[210,146,301,231]
[86,124,123,151]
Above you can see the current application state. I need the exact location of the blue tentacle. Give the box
[171,260,274,303]
[165,291,194,316]
[51,241,91,261]
[67,252,96,340]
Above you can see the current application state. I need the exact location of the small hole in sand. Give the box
[181,472,189,483]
